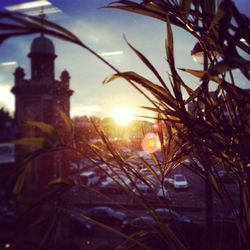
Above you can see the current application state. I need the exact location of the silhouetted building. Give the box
[11,34,73,193]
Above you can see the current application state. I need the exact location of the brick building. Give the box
[11,34,73,193]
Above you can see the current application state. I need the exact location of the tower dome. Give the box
[30,35,55,55]
[28,35,57,81]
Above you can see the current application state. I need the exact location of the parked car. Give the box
[84,206,127,226]
[68,213,94,236]
[147,208,191,223]
[99,177,131,194]
[217,170,235,184]
[165,177,174,185]
[173,174,188,189]
[121,216,157,234]
[132,178,158,194]
[79,171,100,186]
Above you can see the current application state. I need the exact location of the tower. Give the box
[11,35,73,193]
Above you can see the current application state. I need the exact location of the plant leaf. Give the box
[207,57,250,78]
[10,137,45,148]
[60,111,74,132]
[25,121,57,135]
[103,71,177,109]
[48,177,74,186]
[124,35,168,89]
[179,68,222,83]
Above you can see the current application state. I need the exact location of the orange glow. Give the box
[186,23,194,32]
[142,133,161,154]
[111,106,133,125]
[85,240,91,245]
[4,243,11,249]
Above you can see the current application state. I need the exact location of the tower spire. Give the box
[39,6,46,37]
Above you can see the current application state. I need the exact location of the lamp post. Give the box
[191,42,205,63]
[191,42,220,64]
[191,41,213,250]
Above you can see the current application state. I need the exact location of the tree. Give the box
[0,107,13,142]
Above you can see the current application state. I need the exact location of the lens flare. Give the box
[142,133,161,154]
[4,243,11,249]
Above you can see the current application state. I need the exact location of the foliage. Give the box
[0,0,250,249]
[0,107,13,142]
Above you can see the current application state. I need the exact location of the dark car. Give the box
[217,170,235,184]
[121,216,157,234]
[147,208,191,223]
[68,213,94,236]
[99,178,123,194]
[84,206,127,226]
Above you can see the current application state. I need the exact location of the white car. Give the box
[173,174,188,189]
[79,171,100,186]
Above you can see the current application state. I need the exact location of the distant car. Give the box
[173,174,188,189]
[217,170,235,184]
[68,213,94,236]
[79,171,100,186]
[99,177,128,194]
[165,178,174,185]
[84,206,127,226]
[147,208,191,223]
[121,216,157,234]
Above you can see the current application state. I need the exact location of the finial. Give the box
[60,70,70,81]
[39,6,46,37]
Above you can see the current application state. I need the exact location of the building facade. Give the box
[11,35,73,193]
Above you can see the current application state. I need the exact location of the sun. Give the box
[111,106,133,125]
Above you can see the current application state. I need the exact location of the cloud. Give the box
[71,105,103,117]
[0,84,14,113]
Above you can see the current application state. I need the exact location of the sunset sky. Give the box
[0,0,249,119]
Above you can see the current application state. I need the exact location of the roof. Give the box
[30,35,55,55]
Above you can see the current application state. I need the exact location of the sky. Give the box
[0,0,249,119]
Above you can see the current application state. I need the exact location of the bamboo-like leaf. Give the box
[60,111,74,132]
[179,68,205,78]
[3,12,79,44]
[61,208,151,250]
[13,148,48,194]
[139,157,160,183]
[182,0,191,22]
[39,213,58,248]
[48,177,74,186]
[103,71,177,108]
[10,137,45,148]
[26,13,82,44]
[179,68,222,83]
[0,23,30,30]
[208,57,250,78]
[166,14,174,62]
[208,6,224,31]
[31,211,54,227]
[13,169,28,195]
[124,35,168,89]
[25,121,57,135]
[0,30,36,44]
[103,2,184,27]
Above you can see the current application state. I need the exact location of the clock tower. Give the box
[11,35,73,193]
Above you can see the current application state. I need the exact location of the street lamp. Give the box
[191,42,220,64]
[191,42,204,63]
